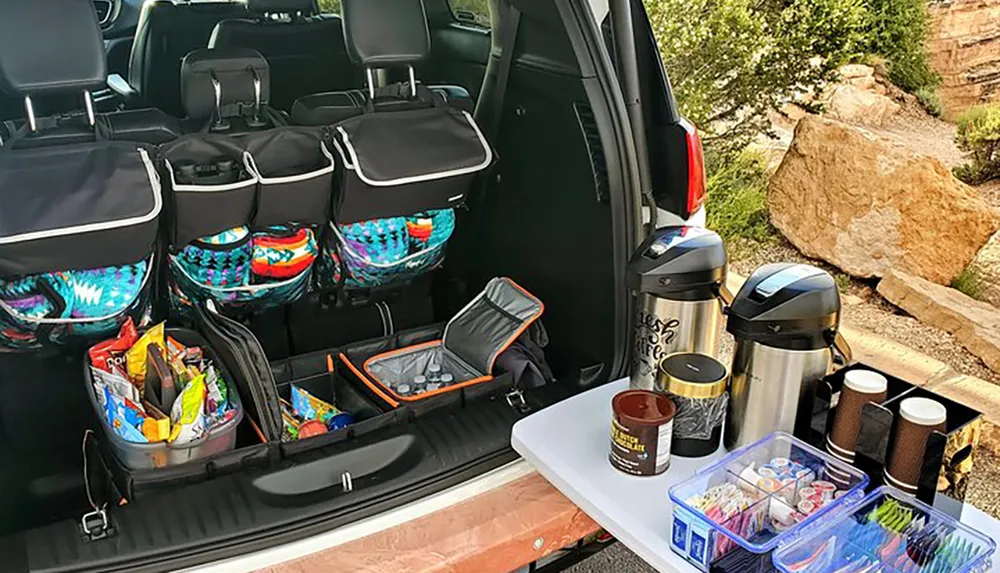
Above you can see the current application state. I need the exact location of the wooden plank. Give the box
[257,472,601,573]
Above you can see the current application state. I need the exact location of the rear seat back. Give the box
[0,0,164,350]
[309,0,493,299]
[291,84,474,126]
[129,0,249,117]
[163,48,332,316]
[209,0,356,112]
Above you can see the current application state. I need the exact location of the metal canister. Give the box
[724,263,853,450]
[626,226,730,391]
[656,352,728,457]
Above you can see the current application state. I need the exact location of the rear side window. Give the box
[448,0,491,27]
[317,0,340,13]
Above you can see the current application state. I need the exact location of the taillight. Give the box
[681,118,706,216]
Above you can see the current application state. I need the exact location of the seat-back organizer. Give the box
[313,0,493,301]
[341,278,544,412]
[163,49,334,315]
[0,0,161,350]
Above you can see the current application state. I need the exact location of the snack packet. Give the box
[168,374,207,445]
[104,385,148,443]
[280,399,301,441]
[204,364,230,415]
[290,385,339,423]
[126,322,165,383]
[141,401,171,442]
[88,318,138,373]
[91,363,141,404]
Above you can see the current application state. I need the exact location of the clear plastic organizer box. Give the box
[668,432,870,571]
[773,486,996,573]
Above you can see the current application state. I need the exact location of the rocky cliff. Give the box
[927,0,1000,118]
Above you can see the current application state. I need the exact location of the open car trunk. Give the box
[0,1,645,570]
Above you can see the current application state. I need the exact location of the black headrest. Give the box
[0,0,106,97]
[247,0,316,13]
[342,0,430,67]
[181,48,271,120]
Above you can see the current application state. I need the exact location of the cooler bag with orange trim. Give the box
[341,277,543,409]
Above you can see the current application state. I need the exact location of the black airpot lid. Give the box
[625,226,727,299]
[727,263,842,348]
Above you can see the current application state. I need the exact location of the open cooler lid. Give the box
[625,226,727,300]
[331,106,492,188]
[727,263,841,349]
[442,277,544,375]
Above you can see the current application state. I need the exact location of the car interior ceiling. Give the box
[0,0,623,565]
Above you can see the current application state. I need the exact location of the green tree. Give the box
[646,0,865,158]
[858,0,939,92]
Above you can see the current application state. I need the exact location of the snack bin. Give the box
[668,432,869,571]
[84,328,245,470]
[773,486,996,573]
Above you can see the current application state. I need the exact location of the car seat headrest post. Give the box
[83,90,96,127]
[249,66,263,123]
[210,71,231,132]
[23,95,37,133]
[408,67,417,98]
[367,68,377,100]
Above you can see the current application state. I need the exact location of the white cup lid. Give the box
[844,370,888,394]
[899,397,947,427]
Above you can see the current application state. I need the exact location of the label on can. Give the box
[610,416,674,475]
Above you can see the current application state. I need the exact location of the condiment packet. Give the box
[169,374,207,445]
[126,322,165,383]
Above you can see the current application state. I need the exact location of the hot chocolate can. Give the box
[610,390,677,476]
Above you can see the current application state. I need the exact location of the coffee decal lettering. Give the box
[633,310,680,377]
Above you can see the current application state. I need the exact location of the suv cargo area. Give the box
[0,0,650,570]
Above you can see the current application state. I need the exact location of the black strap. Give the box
[488,0,521,141]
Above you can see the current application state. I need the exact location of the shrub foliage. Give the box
[955,104,1000,184]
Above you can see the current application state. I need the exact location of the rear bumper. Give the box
[178,460,599,573]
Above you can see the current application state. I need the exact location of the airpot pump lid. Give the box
[625,226,727,300]
[727,263,842,349]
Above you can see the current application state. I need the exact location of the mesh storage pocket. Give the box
[243,127,334,230]
[0,256,155,350]
[0,141,162,349]
[318,209,455,291]
[161,134,257,248]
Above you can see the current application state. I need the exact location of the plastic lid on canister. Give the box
[657,353,727,399]
[612,390,676,426]
[899,397,947,427]
[843,370,888,394]
[625,226,727,301]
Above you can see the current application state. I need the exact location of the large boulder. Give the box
[824,84,901,126]
[968,231,1000,307]
[878,269,1000,373]
[769,116,998,284]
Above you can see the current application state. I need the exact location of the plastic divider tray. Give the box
[773,486,996,573]
[668,433,869,571]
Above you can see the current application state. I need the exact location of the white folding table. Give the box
[511,379,1000,573]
